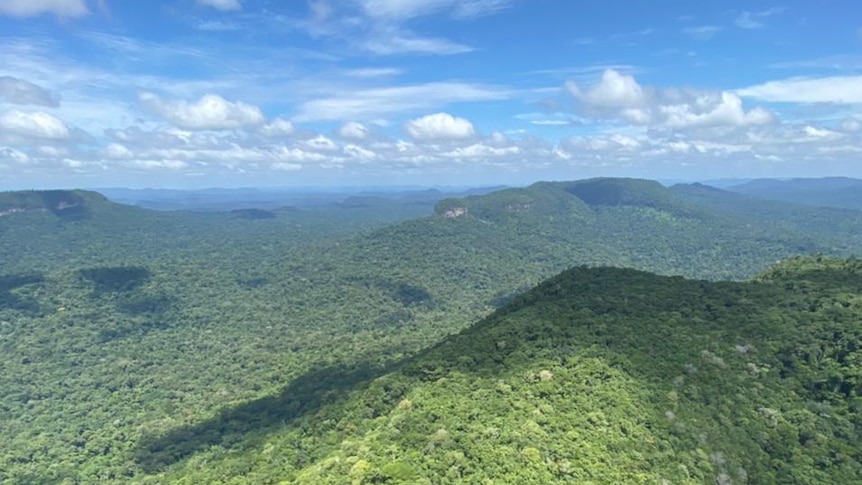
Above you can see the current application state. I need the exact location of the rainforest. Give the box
[2,178,862,484]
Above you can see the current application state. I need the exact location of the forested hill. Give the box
[144,256,862,484]
[3,181,862,483]
[0,189,106,218]
[0,187,433,273]
[394,177,862,282]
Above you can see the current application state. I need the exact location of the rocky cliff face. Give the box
[442,206,468,218]
[0,190,99,218]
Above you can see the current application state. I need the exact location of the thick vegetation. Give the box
[143,257,862,483]
[1,179,862,483]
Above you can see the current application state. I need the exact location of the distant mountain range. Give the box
[719,176,862,211]
[94,185,505,211]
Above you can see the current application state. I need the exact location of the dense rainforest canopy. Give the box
[1,179,861,484]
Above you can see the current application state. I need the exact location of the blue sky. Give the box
[0,0,861,188]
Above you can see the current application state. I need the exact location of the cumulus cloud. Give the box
[260,118,295,137]
[660,92,773,128]
[129,159,189,170]
[567,70,646,109]
[0,0,89,18]
[195,0,241,11]
[0,76,59,107]
[403,112,475,141]
[100,143,134,160]
[337,121,370,139]
[0,110,71,141]
[442,143,520,158]
[303,135,339,151]
[567,69,774,129]
[737,76,862,103]
[106,126,225,149]
[343,144,376,161]
[138,92,265,130]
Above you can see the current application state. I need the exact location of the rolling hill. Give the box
[2,179,862,483]
[138,256,862,484]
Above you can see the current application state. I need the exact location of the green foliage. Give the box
[560,177,675,210]
[230,208,277,220]
[79,266,151,294]
[136,257,862,484]
[2,182,862,484]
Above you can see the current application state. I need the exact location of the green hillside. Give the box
[136,256,862,484]
[2,181,862,483]
[0,188,432,273]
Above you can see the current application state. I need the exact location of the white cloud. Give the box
[660,92,773,128]
[260,118,295,137]
[337,121,370,139]
[0,76,58,107]
[106,126,226,149]
[138,92,265,130]
[343,144,376,161]
[195,0,241,11]
[147,145,329,165]
[403,112,475,141]
[803,125,842,140]
[737,76,862,103]
[130,159,189,170]
[344,1,514,56]
[303,135,339,151]
[735,8,784,29]
[295,82,509,121]
[568,69,773,129]
[565,133,642,152]
[0,0,88,18]
[621,108,651,124]
[273,162,302,171]
[452,0,511,18]
[101,143,134,160]
[0,147,30,164]
[840,117,861,132]
[443,143,520,158]
[0,110,71,141]
[362,29,473,55]
[768,55,862,71]
[683,26,721,40]
[566,69,646,109]
[35,145,68,157]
